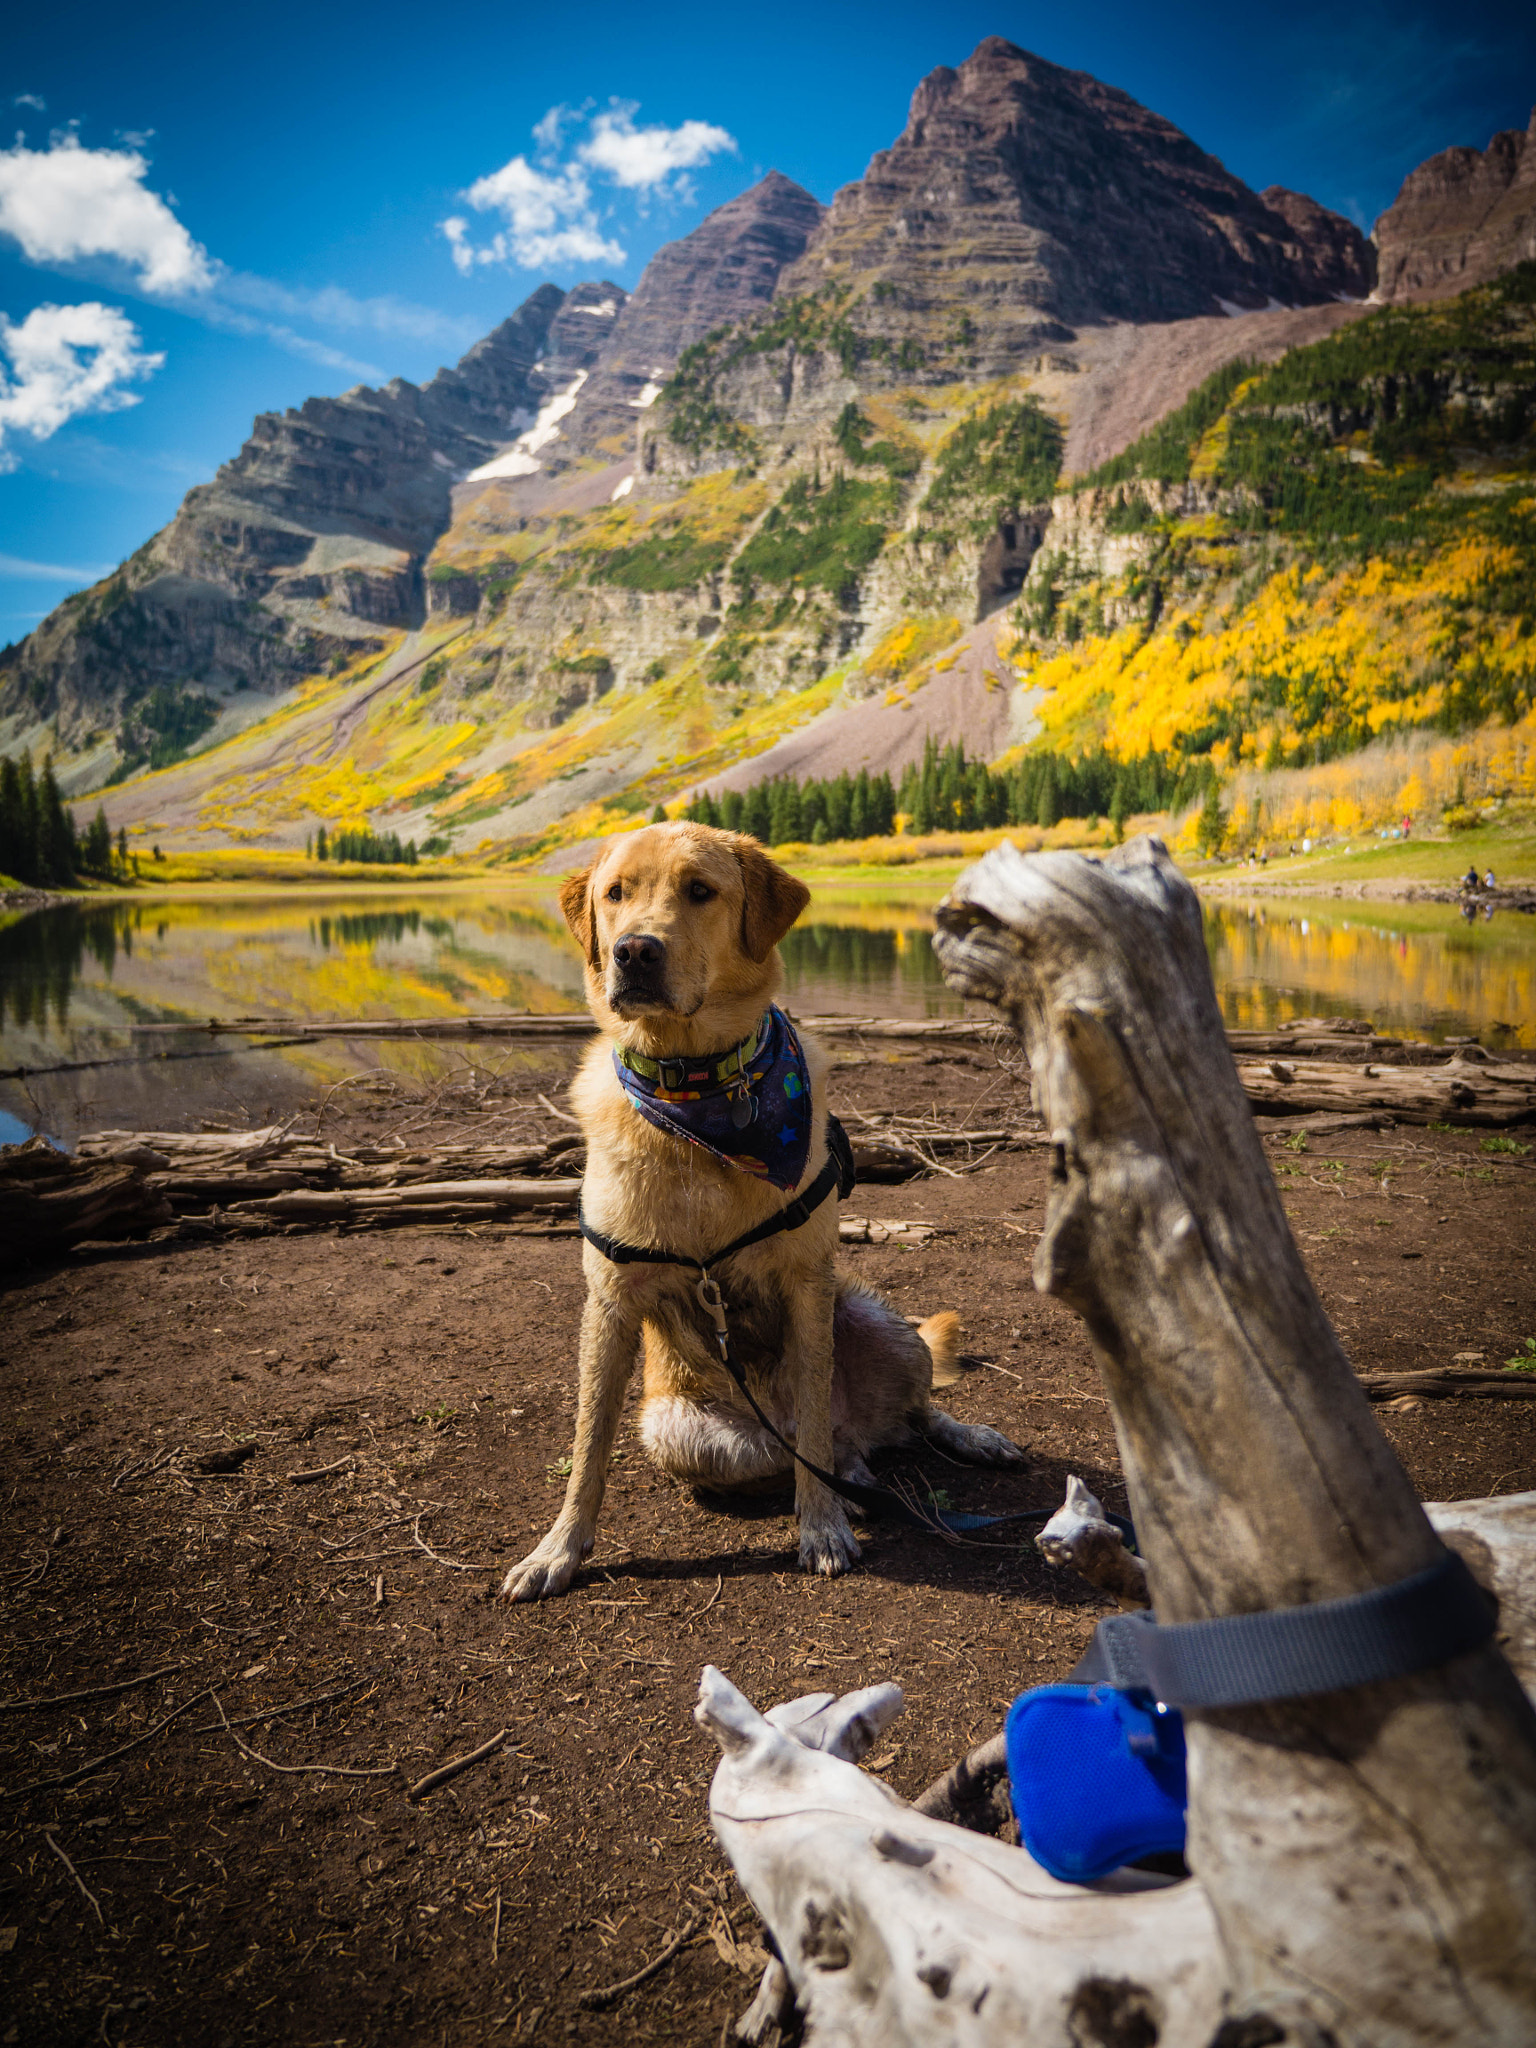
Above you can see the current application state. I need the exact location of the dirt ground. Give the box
[3,1043,1535,2047]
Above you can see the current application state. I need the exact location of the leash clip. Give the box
[695,1271,730,1361]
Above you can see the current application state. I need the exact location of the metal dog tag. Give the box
[729,1089,756,1130]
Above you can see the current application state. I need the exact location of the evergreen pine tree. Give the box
[848,774,868,840]
[39,760,76,884]
[316,824,329,861]
[1197,775,1226,859]
[1036,758,1058,830]
[650,804,667,823]
[826,774,851,841]
[1109,775,1128,844]
[0,755,25,881]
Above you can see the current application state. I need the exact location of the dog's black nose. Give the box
[612,931,666,972]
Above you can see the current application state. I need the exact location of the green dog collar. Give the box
[614,1012,770,1097]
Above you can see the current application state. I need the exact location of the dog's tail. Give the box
[917,1310,963,1388]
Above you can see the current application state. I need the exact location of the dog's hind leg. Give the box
[917,1406,1028,1466]
[639,1394,790,1488]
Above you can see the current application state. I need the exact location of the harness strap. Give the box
[1071,1548,1495,1709]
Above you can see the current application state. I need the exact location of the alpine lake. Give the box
[2,879,1533,1146]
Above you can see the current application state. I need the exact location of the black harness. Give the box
[580,1113,1075,1541]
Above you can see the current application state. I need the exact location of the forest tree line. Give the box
[0,752,128,887]
[682,741,1218,844]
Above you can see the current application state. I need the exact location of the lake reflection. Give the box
[1,883,1531,1140]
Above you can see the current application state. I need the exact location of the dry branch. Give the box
[211,1695,396,1780]
[0,1664,183,1716]
[575,1912,702,2010]
[44,1832,103,1925]
[405,1729,510,1801]
[2,1684,219,1798]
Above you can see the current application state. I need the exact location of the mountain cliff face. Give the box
[4,37,1528,853]
[775,38,1371,366]
[557,172,825,463]
[1374,109,1536,302]
[0,281,622,763]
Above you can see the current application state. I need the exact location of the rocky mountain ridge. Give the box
[1374,106,1536,302]
[3,37,1532,849]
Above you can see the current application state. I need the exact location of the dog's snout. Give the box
[612,931,666,973]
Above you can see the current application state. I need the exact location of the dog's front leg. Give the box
[502,1286,639,1602]
[786,1270,860,1578]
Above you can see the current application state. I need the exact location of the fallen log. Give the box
[1359,1367,1536,1401]
[0,1138,171,1266]
[230,1177,583,1219]
[696,835,1536,2048]
[1239,1050,1535,1123]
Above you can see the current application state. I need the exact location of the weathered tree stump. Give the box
[697,836,1536,2048]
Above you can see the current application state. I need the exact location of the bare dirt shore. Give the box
[3,1046,1534,2046]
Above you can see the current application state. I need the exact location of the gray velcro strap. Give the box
[1076,1549,1494,1710]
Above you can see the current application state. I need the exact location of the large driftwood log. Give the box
[1237,1050,1534,1123]
[698,836,1536,2048]
[700,1489,1536,2046]
[0,1138,171,1265]
[930,836,1536,2042]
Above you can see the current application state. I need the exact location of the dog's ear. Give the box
[736,841,811,963]
[559,866,602,970]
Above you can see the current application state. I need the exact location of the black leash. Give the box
[579,1118,1102,1545]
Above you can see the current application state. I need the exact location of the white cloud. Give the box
[14,95,47,114]
[578,105,736,192]
[0,550,114,580]
[0,135,213,294]
[452,154,626,273]
[0,302,163,469]
[444,99,737,278]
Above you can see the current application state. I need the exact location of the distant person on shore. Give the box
[1485,869,1496,890]
[1463,865,1480,892]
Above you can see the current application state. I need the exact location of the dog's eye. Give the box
[606,883,623,902]
[687,881,714,904]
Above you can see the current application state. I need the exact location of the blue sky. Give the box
[3,0,1533,638]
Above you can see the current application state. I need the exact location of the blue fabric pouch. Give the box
[1004,1683,1187,1884]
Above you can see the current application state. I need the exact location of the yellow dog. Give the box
[503,823,1023,1600]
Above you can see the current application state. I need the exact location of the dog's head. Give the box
[560,824,810,1049]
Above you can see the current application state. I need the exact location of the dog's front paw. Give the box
[500,1529,591,1602]
[798,1509,860,1578]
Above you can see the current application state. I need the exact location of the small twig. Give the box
[3,1684,220,1799]
[110,1447,179,1492]
[492,1888,502,1967]
[684,1573,724,1622]
[190,1675,368,1733]
[11,1548,51,1591]
[411,1514,492,1573]
[321,1513,416,1550]
[978,1359,1026,1383]
[212,1693,396,1778]
[374,1574,385,1609]
[537,1091,581,1127]
[576,1912,703,2009]
[406,1728,510,1801]
[44,1830,103,1925]
[0,1663,184,1717]
[285,1456,355,1485]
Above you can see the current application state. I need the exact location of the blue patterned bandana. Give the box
[613,1006,812,1190]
